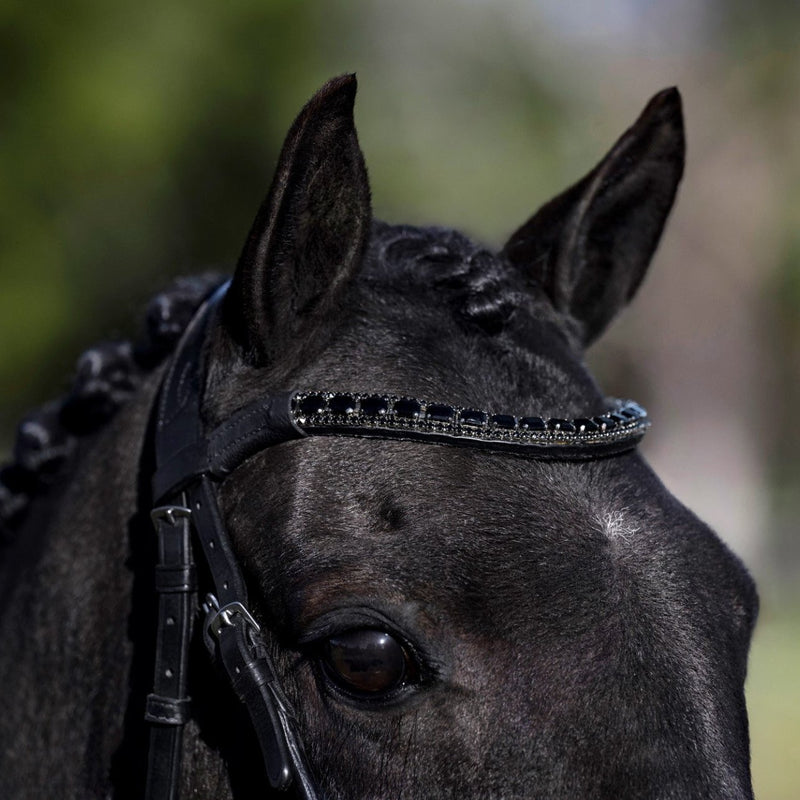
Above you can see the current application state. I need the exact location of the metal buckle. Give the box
[202,593,261,640]
[150,505,192,527]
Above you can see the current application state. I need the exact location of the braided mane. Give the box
[0,274,226,542]
[0,226,520,544]
[369,222,518,335]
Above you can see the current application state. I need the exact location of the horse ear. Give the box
[224,74,371,365]
[502,88,684,347]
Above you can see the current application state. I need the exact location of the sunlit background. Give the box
[1,1,798,795]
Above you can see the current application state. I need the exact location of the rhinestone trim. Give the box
[290,391,649,450]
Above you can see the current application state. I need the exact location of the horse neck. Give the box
[0,369,161,796]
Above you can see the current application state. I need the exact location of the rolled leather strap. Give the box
[205,390,305,478]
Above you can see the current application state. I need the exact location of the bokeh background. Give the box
[1,1,798,794]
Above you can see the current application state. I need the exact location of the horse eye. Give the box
[321,629,415,696]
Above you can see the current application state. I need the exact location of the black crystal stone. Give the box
[519,416,547,431]
[459,409,487,427]
[426,404,455,423]
[328,394,357,415]
[394,398,422,419]
[547,418,576,433]
[594,415,617,431]
[360,396,389,417]
[619,406,641,420]
[609,413,628,424]
[489,414,516,429]
[574,417,600,433]
[298,394,327,416]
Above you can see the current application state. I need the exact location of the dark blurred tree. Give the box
[710,0,800,579]
[0,0,323,446]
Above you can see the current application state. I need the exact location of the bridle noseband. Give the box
[143,282,649,799]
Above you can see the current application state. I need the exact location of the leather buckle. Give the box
[150,505,192,527]
[202,593,261,641]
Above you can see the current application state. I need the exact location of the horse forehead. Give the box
[278,437,623,535]
[228,439,692,627]
[225,438,754,777]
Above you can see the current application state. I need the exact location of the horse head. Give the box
[179,75,757,798]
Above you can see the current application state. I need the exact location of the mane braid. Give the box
[2,226,520,542]
[0,273,226,544]
[370,222,518,334]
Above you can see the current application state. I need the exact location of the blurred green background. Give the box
[1,1,797,795]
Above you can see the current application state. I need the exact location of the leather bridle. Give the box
[144,281,649,799]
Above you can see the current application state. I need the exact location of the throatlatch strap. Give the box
[146,282,320,800]
[144,283,224,800]
[145,502,195,800]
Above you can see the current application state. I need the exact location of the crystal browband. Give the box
[290,391,650,457]
[152,389,651,499]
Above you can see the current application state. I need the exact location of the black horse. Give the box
[0,75,758,799]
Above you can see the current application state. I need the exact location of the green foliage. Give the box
[748,595,800,799]
[0,0,321,441]
[0,1,573,450]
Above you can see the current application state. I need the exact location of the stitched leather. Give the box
[152,393,306,502]
[154,564,197,593]
[146,282,321,800]
[146,283,219,800]
[187,476,248,604]
[205,391,306,477]
[216,620,293,791]
[145,507,195,800]
[145,695,192,726]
